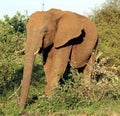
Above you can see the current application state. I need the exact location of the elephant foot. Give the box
[18,99,26,109]
[45,83,58,96]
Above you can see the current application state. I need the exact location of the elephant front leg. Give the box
[44,46,72,96]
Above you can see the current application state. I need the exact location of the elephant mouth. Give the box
[34,47,44,55]
[34,43,53,55]
[39,46,44,53]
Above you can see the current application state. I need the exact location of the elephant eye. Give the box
[44,27,48,33]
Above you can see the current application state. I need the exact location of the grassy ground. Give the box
[0,55,120,115]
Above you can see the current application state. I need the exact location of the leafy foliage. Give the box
[0,12,28,98]
[91,0,120,66]
[3,11,28,33]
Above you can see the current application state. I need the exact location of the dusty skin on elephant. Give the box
[19,8,98,109]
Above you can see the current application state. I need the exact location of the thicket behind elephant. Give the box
[19,8,98,108]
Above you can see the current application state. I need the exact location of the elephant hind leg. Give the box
[82,39,98,85]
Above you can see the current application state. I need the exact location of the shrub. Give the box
[91,0,120,66]
[0,12,28,97]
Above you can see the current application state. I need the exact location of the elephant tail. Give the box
[92,36,99,62]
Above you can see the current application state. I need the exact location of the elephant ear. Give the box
[48,8,63,20]
[54,12,84,48]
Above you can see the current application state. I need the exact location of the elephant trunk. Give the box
[19,35,40,109]
[19,50,36,109]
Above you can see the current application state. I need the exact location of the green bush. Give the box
[0,12,28,98]
[91,0,120,66]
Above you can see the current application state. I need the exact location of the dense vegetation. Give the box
[0,0,120,115]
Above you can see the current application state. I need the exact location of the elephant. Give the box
[19,8,98,108]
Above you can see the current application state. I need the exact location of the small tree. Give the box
[3,11,29,33]
[91,0,120,66]
[0,11,28,96]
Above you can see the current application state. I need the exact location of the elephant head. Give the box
[19,8,98,109]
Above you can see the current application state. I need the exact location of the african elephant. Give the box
[19,8,98,108]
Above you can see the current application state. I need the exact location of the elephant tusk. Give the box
[34,49,39,55]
